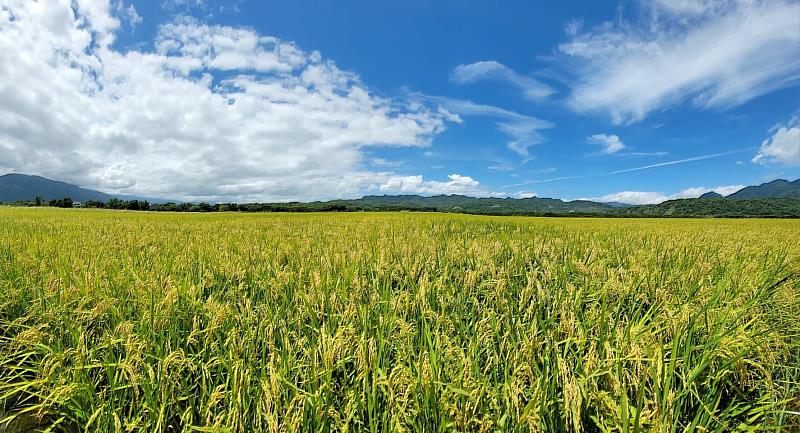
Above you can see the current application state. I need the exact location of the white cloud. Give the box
[154,18,309,73]
[371,158,402,167]
[76,0,120,42]
[125,5,142,29]
[609,148,750,174]
[375,174,490,196]
[451,61,554,101]
[592,191,668,205]
[587,134,625,154]
[753,115,800,166]
[0,1,462,202]
[647,0,724,17]
[669,185,746,198]
[162,0,206,10]
[565,19,582,36]
[112,1,141,30]
[487,162,514,171]
[715,185,746,196]
[622,151,668,157]
[418,95,554,158]
[513,191,537,199]
[560,0,800,123]
[125,5,142,27]
[590,184,746,204]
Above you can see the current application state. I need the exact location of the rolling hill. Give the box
[617,198,800,218]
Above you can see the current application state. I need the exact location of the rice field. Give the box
[0,207,798,432]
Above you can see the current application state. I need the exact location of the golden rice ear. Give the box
[0,208,796,432]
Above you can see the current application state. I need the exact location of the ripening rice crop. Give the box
[0,207,798,432]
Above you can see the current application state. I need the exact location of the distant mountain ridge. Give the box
[1,173,799,215]
[0,173,113,202]
[338,194,614,214]
[724,179,800,199]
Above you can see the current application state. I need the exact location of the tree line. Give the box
[4,196,800,218]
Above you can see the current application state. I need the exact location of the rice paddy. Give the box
[0,207,798,432]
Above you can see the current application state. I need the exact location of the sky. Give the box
[0,0,798,204]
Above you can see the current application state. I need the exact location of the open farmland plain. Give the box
[0,208,798,432]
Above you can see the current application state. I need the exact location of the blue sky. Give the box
[1,0,798,203]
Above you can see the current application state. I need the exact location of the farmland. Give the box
[0,208,798,432]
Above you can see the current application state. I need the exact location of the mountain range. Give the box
[333,194,614,214]
[0,173,113,202]
[1,173,799,212]
[724,179,800,199]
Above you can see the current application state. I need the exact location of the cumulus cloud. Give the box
[451,61,554,101]
[375,174,490,196]
[512,191,537,199]
[753,115,800,166]
[587,134,625,154]
[681,185,746,197]
[0,0,464,201]
[560,0,800,123]
[590,184,746,205]
[592,191,667,205]
[418,95,554,158]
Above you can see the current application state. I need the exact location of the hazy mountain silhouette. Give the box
[0,173,112,202]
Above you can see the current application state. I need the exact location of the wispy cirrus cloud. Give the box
[451,61,554,101]
[416,95,555,159]
[503,176,583,188]
[487,162,515,172]
[503,148,752,189]
[608,148,754,175]
[560,0,800,123]
[620,151,669,157]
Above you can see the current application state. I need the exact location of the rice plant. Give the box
[0,208,797,432]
